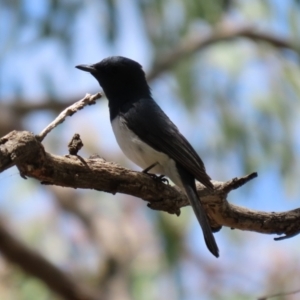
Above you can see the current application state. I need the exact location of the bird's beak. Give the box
[75,64,96,73]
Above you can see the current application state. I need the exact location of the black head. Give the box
[76,56,151,104]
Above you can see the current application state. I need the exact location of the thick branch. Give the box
[0,130,299,240]
[0,220,99,300]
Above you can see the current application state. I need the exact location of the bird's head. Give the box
[76,56,151,102]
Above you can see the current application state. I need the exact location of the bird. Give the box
[76,56,219,257]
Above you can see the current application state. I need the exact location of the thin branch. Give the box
[148,23,296,80]
[222,172,258,193]
[36,93,102,142]
[0,220,100,300]
[1,130,300,240]
[258,288,300,300]
[3,97,81,115]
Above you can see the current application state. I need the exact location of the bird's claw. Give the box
[142,163,169,184]
[148,173,169,185]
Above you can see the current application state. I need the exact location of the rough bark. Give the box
[1,130,299,239]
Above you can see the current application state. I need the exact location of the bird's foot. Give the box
[142,162,158,174]
[142,162,169,184]
[144,172,169,185]
[147,173,169,185]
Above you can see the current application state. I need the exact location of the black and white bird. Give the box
[76,56,219,257]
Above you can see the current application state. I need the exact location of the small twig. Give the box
[68,133,84,155]
[36,93,102,142]
[274,231,300,241]
[222,172,258,194]
[258,288,300,300]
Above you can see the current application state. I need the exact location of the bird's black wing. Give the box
[121,98,213,189]
[123,98,219,257]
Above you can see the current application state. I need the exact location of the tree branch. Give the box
[37,93,102,142]
[0,130,299,240]
[0,220,100,300]
[258,288,300,300]
[148,23,296,80]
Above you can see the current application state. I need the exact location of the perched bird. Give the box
[76,56,219,257]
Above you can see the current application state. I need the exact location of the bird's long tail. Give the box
[176,164,219,258]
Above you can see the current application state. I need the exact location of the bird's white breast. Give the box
[111,116,181,186]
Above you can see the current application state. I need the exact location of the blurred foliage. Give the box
[1,0,300,299]
[3,0,299,181]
